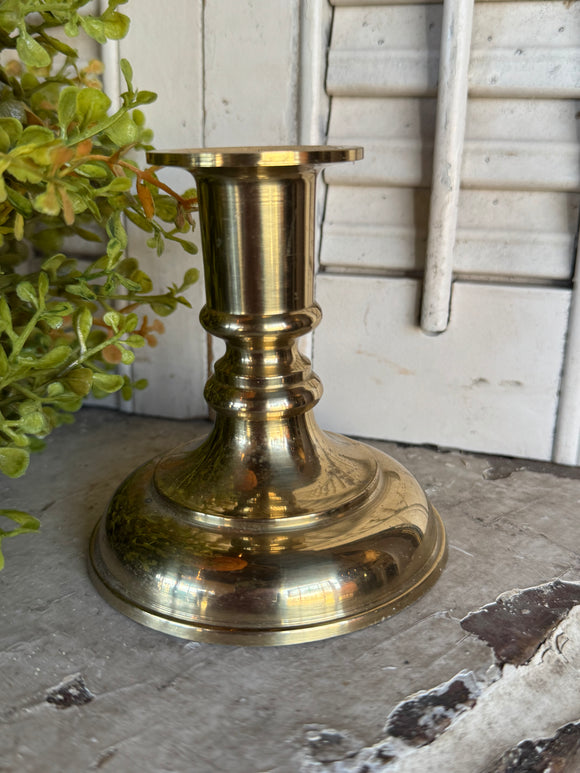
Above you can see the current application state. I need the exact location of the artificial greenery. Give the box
[0,0,199,568]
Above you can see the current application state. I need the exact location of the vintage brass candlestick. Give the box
[89,147,447,645]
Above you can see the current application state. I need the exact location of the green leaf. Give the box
[0,345,8,376]
[75,306,92,351]
[17,125,55,146]
[0,117,22,146]
[19,411,46,434]
[92,371,124,394]
[16,29,51,68]
[103,310,121,332]
[153,196,177,222]
[49,391,83,411]
[38,271,49,302]
[0,127,10,153]
[0,98,26,122]
[19,346,71,369]
[0,509,40,570]
[75,162,109,179]
[124,313,139,332]
[0,297,13,333]
[102,10,130,40]
[76,88,111,129]
[151,299,178,316]
[6,185,33,216]
[65,283,97,300]
[169,235,197,255]
[47,382,64,397]
[106,212,128,247]
[33,184,60,217]
[120,347,134,364]
[41,253,68,273]
[133,91,157,107]
[182,268,200,288]
[79,16,107,44]
[64,367,93,396]
[0,448,30,478]
[120,58,133,91]
[40,33,78,58]
[58,86,79,132]
[16,280,37,307]
[124,334,145,348]
[98,176,132,194]
[104,112,139,145]
[131,270,153,293]
[64,18,79,37]
[39,346,72,368]
[125,208,154,233]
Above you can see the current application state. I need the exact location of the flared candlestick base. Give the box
[88,147,447,645]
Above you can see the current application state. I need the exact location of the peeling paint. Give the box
[300,588,580,773]
[385,671,481,747]
[303,726,364,764]
[483,721,580,773]
[460,581,580,665]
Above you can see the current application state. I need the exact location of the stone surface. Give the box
[1,408,579,773]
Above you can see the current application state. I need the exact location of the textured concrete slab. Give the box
[1,408,579,772]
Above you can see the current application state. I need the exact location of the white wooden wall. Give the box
[104,0,580,463]
[316,0,580,462]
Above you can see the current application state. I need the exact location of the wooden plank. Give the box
[314,277,570,460]
[324,138,580,191]
[120,0,207,419]
[328,3,580,98]
[328,50,579,98]
[330,3,580,52]
[204,0,300,145]
[422,0,475,332]
[327,97,580,189]
[327,51,439,98]
[321,187,578,278]
[329,97,580,143]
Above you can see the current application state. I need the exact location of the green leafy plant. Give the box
[0,0,199,567]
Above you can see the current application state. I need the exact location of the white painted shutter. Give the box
[314,0,580,461]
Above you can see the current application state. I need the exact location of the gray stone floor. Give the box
[1,408,579,772]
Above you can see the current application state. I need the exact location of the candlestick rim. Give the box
[146,145,363,169]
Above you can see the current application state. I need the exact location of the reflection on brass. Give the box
[88,146,447,645]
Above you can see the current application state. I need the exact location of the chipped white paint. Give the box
[421,0,474,332]
[304,606,580,771]
[390,607,580,772]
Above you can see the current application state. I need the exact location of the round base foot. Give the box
[89,435,447,646]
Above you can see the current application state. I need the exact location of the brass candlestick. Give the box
[89,147,447,645]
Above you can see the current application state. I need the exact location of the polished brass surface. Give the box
[89,146,447,645]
